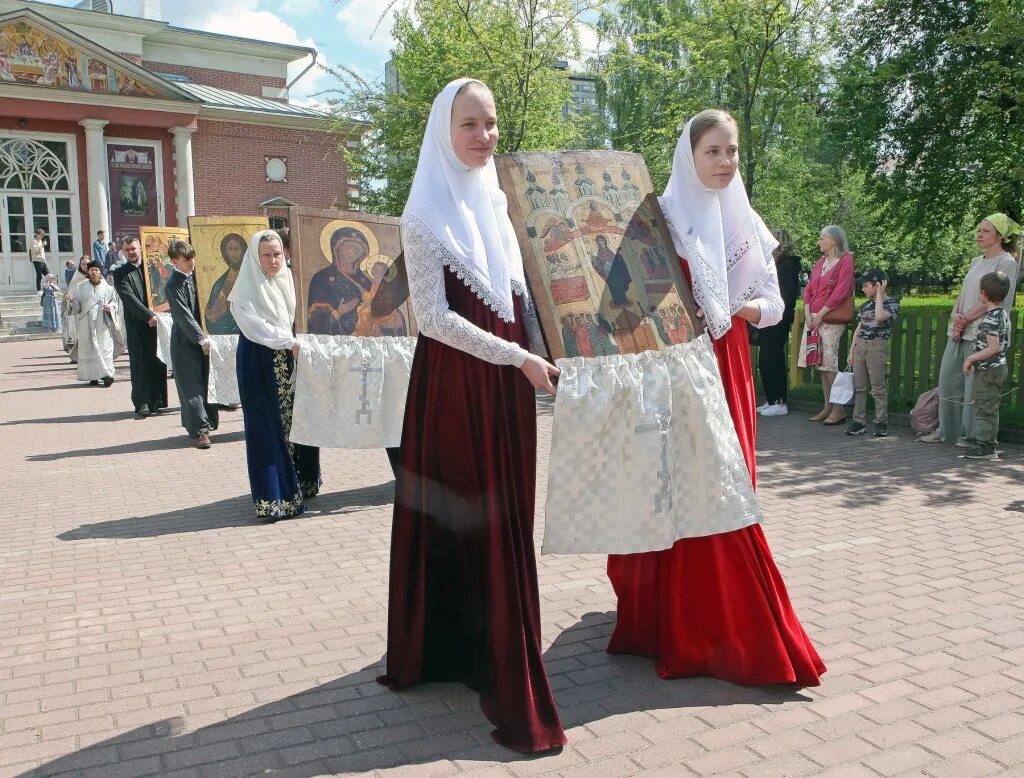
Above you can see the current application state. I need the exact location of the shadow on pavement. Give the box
[27,430,241,462]
[2,410,138,426]
[1,382,86,394]
[56,482,397,540]
[18,612,808,777]
[755,415,1023,511]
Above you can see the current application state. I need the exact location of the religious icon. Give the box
[138,226,189,313]
[188,215,270,335]
[288,207,416,337]
[495,150,698,361]
[118,175,148,216]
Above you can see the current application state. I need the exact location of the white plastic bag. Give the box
[830,368,854,406]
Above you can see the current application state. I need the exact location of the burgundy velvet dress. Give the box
[606,294,826,686]
[378,267,566,753]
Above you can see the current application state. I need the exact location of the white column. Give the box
[78,118,110,238]
[169,126,197,228]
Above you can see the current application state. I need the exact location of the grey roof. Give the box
[178,83,328,120]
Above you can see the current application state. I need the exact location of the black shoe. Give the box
[873,423,888,437]
[846,421,867,436]
[89,380,100,386]
[102,376,114,387]
[963,444,997,460]
[137,404,151,417]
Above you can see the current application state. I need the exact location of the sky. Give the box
[40,0,404,105]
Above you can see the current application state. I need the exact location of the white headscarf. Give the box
[658,116,778,340]
[227,229,296,331]
[402,77,527,323]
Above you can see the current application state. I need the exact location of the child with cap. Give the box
[961,270,1012,460]
[847,268,900,437]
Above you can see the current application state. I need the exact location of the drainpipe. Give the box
[285,50,319,100]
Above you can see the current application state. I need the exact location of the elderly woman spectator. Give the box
[920,213,1020,445]
[758,229,803,417]
[798,225,856,425]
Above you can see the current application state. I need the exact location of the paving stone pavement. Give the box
[1,338,1023,778]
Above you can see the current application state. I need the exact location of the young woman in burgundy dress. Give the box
[377,78,566,753]
[606,110,826,687]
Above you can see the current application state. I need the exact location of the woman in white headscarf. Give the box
[229,230,320,520]
[377,78,565,753]
[607,110,825,687]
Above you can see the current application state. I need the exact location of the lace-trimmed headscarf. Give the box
[402,78,527,323]
[658,114,778,339]
[227,229,296,331]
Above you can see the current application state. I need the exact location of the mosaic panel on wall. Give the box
[0,21,155,96]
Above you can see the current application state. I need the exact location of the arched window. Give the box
[0,138,71,192]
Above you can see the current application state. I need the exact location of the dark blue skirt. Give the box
[236,335,321,519]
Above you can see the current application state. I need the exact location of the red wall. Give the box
[192,120,348,215]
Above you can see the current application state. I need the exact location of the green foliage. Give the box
[830,0,1024,236]
[599,0,836,198]
[321,0,1021,280]
[323,0,597,216]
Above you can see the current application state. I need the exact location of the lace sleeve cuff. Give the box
[403,221,529,367]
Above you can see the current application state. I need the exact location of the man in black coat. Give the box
[165,240,219,448]
[112,235,168,417]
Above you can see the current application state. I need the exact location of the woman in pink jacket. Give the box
[797,225,855,425]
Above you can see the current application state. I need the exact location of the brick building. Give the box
[0,0,359,293]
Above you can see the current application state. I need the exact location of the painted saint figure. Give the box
[549,171,570,212]
[574,162,597,197]
[524,171,549,211]
[205,233,247,335]
[306,226,374,335]
[602,171,624,209]
[590,235,633,309]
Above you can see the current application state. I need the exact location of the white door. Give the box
[0,195,76,291]
[0,135,81,292]
[0,195,35,291]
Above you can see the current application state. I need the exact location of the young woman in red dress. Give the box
[377,79,566,753]
[606,110,826,687]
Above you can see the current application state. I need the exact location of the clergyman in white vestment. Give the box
[70,261,121,386]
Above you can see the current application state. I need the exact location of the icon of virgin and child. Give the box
[306,225,409,337]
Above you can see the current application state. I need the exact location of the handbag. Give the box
[815,259,854,325]
[805,329,822,367]
[829,367,854,405]
[823,295,854,324]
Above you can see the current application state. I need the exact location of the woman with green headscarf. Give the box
[920,213,1020,445]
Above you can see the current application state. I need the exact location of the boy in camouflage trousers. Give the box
[962,271,1012,460]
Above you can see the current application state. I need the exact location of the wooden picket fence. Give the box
[751,309,1024,419]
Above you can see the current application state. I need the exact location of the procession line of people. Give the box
[58,79,827,755]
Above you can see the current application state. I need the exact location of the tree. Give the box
[831,0,1024,234]
[599,0,837,198]
[324,0,599,216]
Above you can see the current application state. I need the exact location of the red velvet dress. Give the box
[378,268,566,753]
[606,304,826,686]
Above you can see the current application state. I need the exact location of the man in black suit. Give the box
[112,235,168,417]
[165,240,218,448]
